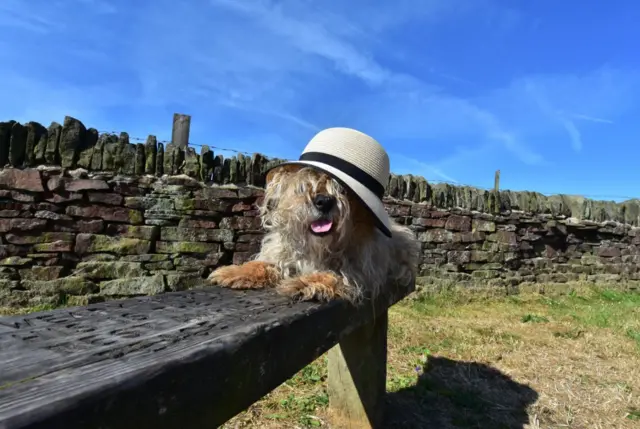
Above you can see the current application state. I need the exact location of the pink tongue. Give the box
[311,219,333,233]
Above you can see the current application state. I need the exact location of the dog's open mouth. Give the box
[309,219,333,236]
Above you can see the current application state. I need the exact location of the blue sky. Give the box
[2,0,640,200]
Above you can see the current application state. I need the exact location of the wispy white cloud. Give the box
[479,68,640,154]
[560,119,583,152]
[218,99,320,133]
[390,152,459,183]
[0,71,129,126]
[554,111,613,152]
[0,0,59,33]
[210,0,391,85]
[1,0,639,190]
[200,0,543,169]
[570,113,613,124]
[75,0,117,15]
[520,78,586,151]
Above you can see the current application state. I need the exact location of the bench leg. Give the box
[327,311,388,429]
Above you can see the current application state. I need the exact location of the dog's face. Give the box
[261,165,375,248]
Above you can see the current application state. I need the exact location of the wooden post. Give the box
[491,169,502,215]
[327,312,389,428]
[171,113,191,150]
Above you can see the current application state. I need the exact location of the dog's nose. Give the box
[313,194,335,213]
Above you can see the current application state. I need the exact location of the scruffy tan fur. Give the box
[208,165,420,304]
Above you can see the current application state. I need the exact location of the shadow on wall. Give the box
[385,356,539,429]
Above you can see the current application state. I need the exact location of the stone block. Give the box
[155,241,220,254]
[124,196,174,211]
[0,279,20,291]
[191,199,235,213]
[105,224,159,240]
[74,261,146,279]
[160,227,234,242]
[22,276,98,296]
[196,188,238,199]
[5,232,75,245]
[0,168,44,192]
[56,219,105,233]
[87,192,123,205]
[99,274,166,296]
[66,205,143,224]
[447,251,470,265]
[75,234,151,255]
[145,261,174,270]
[46,192,83,204]
[412,217,446,228]
[173,253,225,269]
[19,266,65,281]
[59,116,86,168]
[417,229,453,243]
[0,267,18,280]
[597,246,622,258]
[237,233,263,244]
[34,210,73,221]
[445,215,471,231]
[472,219,496,232]
[165,272,204,291]
[122,254,169,262]
[0,218,47,233]
[219,216,262,231]
[33,241,74,252]
[65,179,110,192]
[178,218,218,229]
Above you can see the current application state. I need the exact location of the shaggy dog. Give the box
[207,164,420,304]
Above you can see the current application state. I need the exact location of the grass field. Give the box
[2,285,639,428]
[221,286,640,429]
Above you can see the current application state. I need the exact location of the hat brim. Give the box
[265,161,392,238]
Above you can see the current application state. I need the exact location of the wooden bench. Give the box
[0,279,413,429]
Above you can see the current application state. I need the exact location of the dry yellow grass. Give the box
[3,286,639,428]
[222,286,640,429]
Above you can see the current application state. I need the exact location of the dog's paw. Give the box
[276,272,343,302]
[208,261,280,290]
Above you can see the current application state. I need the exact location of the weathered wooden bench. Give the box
[0,279,413,429]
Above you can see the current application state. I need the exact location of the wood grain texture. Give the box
[0,280,413,429]
[327,312,389,428]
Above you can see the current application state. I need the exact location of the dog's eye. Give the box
[332,183,346,195]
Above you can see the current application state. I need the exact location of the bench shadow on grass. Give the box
[385,356,539,429]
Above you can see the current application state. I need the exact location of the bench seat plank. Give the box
[0,283,410,429]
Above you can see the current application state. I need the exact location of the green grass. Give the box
[540,288,640,347]
[3,285,639,428]
[223,285,640,428]
[0,303,59,316]
[521,314,550,323]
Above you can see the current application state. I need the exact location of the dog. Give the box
[207,163,420,304]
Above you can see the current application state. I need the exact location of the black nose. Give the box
[313,194,335,213]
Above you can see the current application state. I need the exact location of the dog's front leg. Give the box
[276,271,347,302]
[208,261,282,290]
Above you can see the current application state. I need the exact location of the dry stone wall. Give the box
[1,116,639,308]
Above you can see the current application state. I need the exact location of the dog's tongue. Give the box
[310,219,333,233]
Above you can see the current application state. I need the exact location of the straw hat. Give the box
[267,127,392,237]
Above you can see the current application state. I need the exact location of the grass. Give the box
[3,285,639,427]
[0,303,58,316]
[221,285,640,428]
